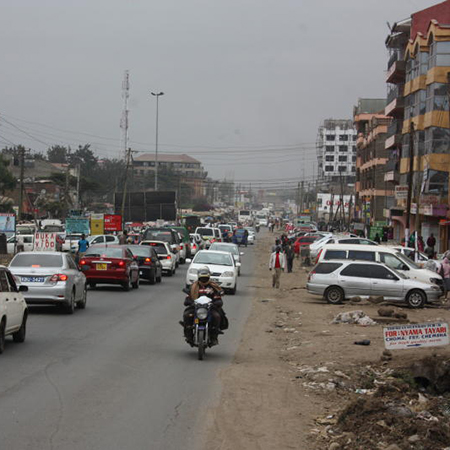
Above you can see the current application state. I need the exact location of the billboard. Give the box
[34,232,57,252]
[90,214,104,235]
[65,218,90,235]
[104,214,122,232]
[0,213,15,233]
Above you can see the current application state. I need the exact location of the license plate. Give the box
[96,264,107,271]
[21,276,45,283]
[211,278,219,282]
[194,318,199,324]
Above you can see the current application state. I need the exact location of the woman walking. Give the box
[440,256,450,301]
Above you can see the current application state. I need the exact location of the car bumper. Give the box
[84,269,128,283]
[186,274,236,288]
[160,260,174,271]
[22,284,70,304]
[306,282,326,296]
[425,289,443,302]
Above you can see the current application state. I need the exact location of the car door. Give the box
[151,248,162,276]
[125,248,138,282]
[0,270,19,332]
[105,235,117,244]
[369,265,402,299]
[338,264,372,296]
[67,255,84,301]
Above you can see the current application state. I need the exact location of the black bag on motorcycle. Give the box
[219,309,229,330]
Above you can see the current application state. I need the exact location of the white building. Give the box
[317,119,357,183]
[317,192,354,221]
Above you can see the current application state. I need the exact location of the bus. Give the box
[238,210,251,223]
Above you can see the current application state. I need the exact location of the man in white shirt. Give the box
[269,246,285,288]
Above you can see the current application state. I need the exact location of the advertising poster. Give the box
[34,232,56,252]
[65,218,90,235]
[104,214,122,232]
[90,214,104,235]
[384,322,449,350]
[0,213,16,233]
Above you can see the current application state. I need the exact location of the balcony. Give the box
[387,84,404,105]
[384,171,400,183]
[385,133,402,149]
[385,97,404,117]
[386,60,406,84]
[387,119,402,137]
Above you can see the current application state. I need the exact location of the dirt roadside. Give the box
[204,231,450,450]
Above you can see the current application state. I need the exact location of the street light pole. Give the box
[151,91,164,191]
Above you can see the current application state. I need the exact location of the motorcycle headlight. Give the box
[188,268,198,275]
[222,271,234,277]
[197,307,208,320]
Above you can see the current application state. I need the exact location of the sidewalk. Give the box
[204,231,450,450]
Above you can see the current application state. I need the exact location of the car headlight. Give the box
[196,307,208,320]
[430,285,440,291]
[188,269,198,275]
[222,271,234,277]
[430,277,441,285]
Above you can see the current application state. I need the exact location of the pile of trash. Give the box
[311,356,450,449]
[332,310,377,326]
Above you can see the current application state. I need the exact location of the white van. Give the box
[317,243,444,292]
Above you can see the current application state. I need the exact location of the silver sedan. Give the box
[9,252,87,314]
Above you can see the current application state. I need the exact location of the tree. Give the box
[47,145,69,163]
[0,155,16,194]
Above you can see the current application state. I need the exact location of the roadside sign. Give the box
[395,185,408,199]
[90,214,104,235]
[0,213,15,233]
[104,214,122,232]
[66,218,90,235]
[383,322,449,350]
[34,232,56,252]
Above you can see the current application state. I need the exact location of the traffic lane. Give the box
[0,247,255,450]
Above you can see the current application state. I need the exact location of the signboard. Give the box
[353,223,365,231]
[34,232,56,252]
[104,214,122,232]
[384,322,449,350]
[395,185,409,200]
[65,218,90,235]
[90,214,104,235]
[0,213,15,233]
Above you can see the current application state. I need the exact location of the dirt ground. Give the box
[204,231,450,450]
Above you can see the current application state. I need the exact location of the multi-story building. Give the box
[133,153,207,198]
[354,98,393,225]
[386,1,450,251]
[317,119,357,184]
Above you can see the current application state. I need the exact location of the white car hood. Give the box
[189,262,234,274]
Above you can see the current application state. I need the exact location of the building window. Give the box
[325,155,334,162]
[424,127,450,155]
[352,155,356,162]
[425,83,448,113]
[428,40,450,69]
[325,165,334,172]
[352,146,356,152]
[339,135,349,141]
[338,166,347,172]
[325,146,334,152]
[351,166,356,172]
[339,146,347,152]
[339,155,347,162]
[325,135,335,141]
[352,134,357,141]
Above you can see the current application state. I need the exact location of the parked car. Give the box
[9,252,87,313]
[293,235,320,255]
[391,246,430,268]
[79,245,139,291]
[209,242,243,275]
[310,235,378,260]
[142,228,181,265]
[0,266,28,353]
[7,235,34,254]
[316,244,443,291]
[307,260,442,308]
[186,250,239,294]
[140,241,177,276]
[126,244,162,284]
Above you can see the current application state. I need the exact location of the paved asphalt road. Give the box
[0,245,256,450]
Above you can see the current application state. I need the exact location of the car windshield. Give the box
[144,230,172,242]
[85,247,124,258]
[66,235,82,240]
[197,228,214,236]
[194,252,233,266]
[142,242,167,254]
[395,252,420,269]
[391,266,408,279]
[210,244,238,255]
[11,254,63,268]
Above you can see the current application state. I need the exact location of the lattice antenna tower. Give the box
[120,70,130,159]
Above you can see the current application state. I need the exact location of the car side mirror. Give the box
[402,265,409,271]
[186,258,192,264]
[240,252,244,256]
[236,262,241,267]
[19,285,28,292]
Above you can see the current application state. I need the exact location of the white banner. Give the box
[34,232,57,252]
[384,322,449,350]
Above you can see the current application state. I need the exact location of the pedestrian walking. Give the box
[269,246,285,288]
[440,257,450,301]
[374,233,381,244]
[285,242,295,273]
[417,235,425,252]
[427,233,436,256]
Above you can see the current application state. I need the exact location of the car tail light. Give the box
[166,255,171,259]
[50,274,68,282]
[180,244,184,249]
[80,260,87,265]
[192,244,197,249]
[144,257,151,265]
[118,260,125,267]
[315,249,323,264]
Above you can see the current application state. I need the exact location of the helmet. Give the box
[198,267,211,283]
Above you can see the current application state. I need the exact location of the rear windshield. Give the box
[11,254,63,268]
[85,247,124,258]
[197,228,214,236]
[127,246,150,257]
[300,237,317,243]
[348,250,375,261]
[144,230,172,242]
[313,262,343,274]
[324,250,347,260]
[142,242,167,255]
[210,244,238,255]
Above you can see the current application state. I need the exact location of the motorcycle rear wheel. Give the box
[198,329,205,360]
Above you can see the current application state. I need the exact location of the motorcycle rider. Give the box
[182,267,226,346]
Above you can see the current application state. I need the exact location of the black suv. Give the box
[126,245,162,284]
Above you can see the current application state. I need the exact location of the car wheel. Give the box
[65,290,76,314]
[13,312,27,343]
[149,269,156,285]
[238,268,241,277]
[229,284,237,295]
[406,289,426,308]
[77,285,87,309]
[156,271,162,283]
[180,258,185,264]
[0,318,5,354]
[132,273,139,289]
[89,282,96,290]
[325,286,344,304]
[123,277,131,291]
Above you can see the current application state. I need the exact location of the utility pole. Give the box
[151,91,164,191]
[121,148,134,224]
[296,182,300,215]
[405,122,415,245]
[120,70,130,160]
[76,164,81,209]
[18,147,25,221]
[65,163,70,213]
[300,180,304,214]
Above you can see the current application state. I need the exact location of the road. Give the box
[0,246,256,450]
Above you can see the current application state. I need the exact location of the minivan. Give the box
[317,243,443,291]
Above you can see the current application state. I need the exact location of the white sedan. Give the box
[244,227,256,245]
[186,250,240,294]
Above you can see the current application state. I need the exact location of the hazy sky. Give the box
[0,0,440,188]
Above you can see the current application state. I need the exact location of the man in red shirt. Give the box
[269,246,285,288]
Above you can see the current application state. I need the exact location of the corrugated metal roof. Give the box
[134,153,201,164]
